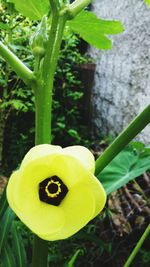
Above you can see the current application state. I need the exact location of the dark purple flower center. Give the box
[39,176,68,206]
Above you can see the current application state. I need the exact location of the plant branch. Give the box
[95,104,150,175]
[67,0,92,19]
[0,41,34,85]
[124,224,150,267]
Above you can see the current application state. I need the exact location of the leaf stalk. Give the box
[0,41,35,85]
[95,104,150,175]
[124,224,150,267]
[61,0,92,19]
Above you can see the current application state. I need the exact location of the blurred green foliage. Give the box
[53,32,90,147]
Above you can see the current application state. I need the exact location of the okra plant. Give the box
[0,0,150,267]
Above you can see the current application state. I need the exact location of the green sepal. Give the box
[31,16,48,58]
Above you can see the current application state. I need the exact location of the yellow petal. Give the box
[40,184,95,240]
[89,175,106,218]
[7,170,65,236]
[63,146,95,173]
[20,153,94,190]
[22,144,62,166]
[7,171,20,214]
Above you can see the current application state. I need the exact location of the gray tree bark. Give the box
[89,0,150,144]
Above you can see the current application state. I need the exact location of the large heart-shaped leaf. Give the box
[97,146,150,195]
[67,11,123,50]
[8,0,50,20]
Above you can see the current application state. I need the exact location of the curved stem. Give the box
[0,41,34,85]
[67,0,91,19]
[95,104,150,175]
[124,224,150,267]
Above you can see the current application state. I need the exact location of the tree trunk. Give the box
[89,0,150,144]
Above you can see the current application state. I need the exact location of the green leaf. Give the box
[66,249,81,267]
[67,11,124,50]
[1,243,16,267]
[7,0,50,20]
[0,22,10,31]
[11,221,27,267]
[0,188,8,221]
[130,141,145,152]
[97,147,150,195]
[11,99,23,110]
[144,0,150,6]
[0,207,15,254]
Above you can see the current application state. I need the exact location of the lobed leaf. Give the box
[7,0,50,20]
[144,0,150,6]
[67,11,124,50]
[97,146,150,195]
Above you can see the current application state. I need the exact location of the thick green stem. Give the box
[67,0,91,18]
[124,224,150,267]
[35,15,66,145]
[32,9,67,267]
[49,0,60,11]
[34,84,52,144]
[32,237,49,267]
[0,41,34,84]
[95,104,150,175]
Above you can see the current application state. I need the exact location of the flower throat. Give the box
[39,176,68,206]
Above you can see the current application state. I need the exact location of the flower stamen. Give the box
[45,180,61,198]
[39,176,68,206]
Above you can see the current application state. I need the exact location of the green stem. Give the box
[49,0,60,11]
[0,41,34,84]
[95,104,150,175]
[32,237,49,267]
[67,0,91,18]
[32,8,67,267]
[124,224,150,267]
[35,15,67,145]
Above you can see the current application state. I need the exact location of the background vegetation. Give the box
[0,1,149,267]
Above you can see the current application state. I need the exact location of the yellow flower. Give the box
[7,145,106,241]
